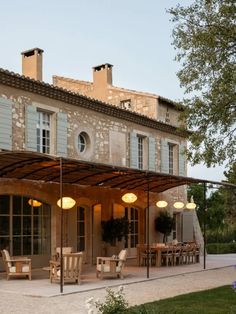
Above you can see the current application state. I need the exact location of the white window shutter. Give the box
[57,112,68,157]
[130,132,138,169]
[26,105,37,151]
[148,137,156,171]
[179,144,186,176]
[160,139,169,173]
[0,97,12,150]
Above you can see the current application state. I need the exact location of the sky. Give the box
[0,0,226,182]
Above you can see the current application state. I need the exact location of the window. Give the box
[77,206,85,251]
[120,99,131,110]
[165,108,170,123]
[37,111,51,153]
[138,136,144,169]
[168,143,174,174]
[77,131,90,155]
[0,195,51,256]
[78,133,86,153]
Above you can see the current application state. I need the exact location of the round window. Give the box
[78,133,86,153]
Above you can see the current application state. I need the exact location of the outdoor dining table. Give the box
[137,244,169,267]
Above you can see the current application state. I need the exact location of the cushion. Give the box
[9,265,29,273]
[97,264,120,273]
[118,250,126,261]
[3,250,12,268]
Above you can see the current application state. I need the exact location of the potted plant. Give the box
[155,211,175,243]
[101,217,130,255]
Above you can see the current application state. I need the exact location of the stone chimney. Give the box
[93,63,113,88]
[21,48,44,81]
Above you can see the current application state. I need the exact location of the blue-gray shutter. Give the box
[130,132,138,169]
[57,112,68,157]
[160,139,169,173]
[182,211,194,242]
[148,137,156,171]
[0,97,12,150]
[179,144,186,176]
[26,105,37,151]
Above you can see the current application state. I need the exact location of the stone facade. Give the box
[0,49,196,269]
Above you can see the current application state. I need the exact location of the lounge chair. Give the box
[96,249,127,279]
[1,249,31,280]
[50,252,83,284]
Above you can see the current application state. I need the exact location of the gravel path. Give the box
[0,266,235,314]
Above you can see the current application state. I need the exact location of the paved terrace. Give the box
[0,254,235,313]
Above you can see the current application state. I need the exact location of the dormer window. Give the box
[120,99,131,110]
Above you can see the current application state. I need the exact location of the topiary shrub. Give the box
[101,217,130,246]
[155,211,175,243]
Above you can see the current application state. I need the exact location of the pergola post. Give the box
[146,173,150,279]
[203,182,207,270]
[60,157,64,293]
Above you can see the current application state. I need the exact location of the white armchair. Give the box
[1,249,31,280]
[96,249,127,279]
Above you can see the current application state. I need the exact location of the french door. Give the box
[124,206,139,257]
[0,195,51,262]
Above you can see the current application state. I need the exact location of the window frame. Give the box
[36,110,51,154]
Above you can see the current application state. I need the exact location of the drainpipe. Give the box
[146,173,150,279]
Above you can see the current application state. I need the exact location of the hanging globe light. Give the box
[121,193,137,204]
[173,201,185,210]
[156,200,168,208]
[57,197,76,210]
[186,196,197,210]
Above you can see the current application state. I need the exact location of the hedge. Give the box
[206,242,236,254]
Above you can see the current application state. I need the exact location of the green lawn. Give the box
[126,286,236,314]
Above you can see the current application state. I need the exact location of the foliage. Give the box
[187,184,226,231]
[222,163,236,223]
[101,217,130,246]
[206,242,236,254]
[126,286,236,313]
[207,226,236,243]
[95,286,129,314]
[154,211,175,243]
[187,184,206,228]
[207,190,226,231]
[169,0,236,167]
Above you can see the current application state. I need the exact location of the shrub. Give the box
[206,243,236,254]
[155,211,175,243]
[101,217,130,246]
[95,286,129,314]
[206,227,236,243]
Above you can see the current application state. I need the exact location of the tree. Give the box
[169,0,236,167]
[154,211,175,243]
[187,184,205,228]
[188,184,225,231]
[222,163,236,224]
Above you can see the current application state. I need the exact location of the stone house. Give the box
[0,48,195,269]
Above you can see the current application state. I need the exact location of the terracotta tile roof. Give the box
[0,68,186,137]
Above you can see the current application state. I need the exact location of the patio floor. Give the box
[0,254,235,297]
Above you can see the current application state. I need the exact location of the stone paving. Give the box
[0,254,235,313]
